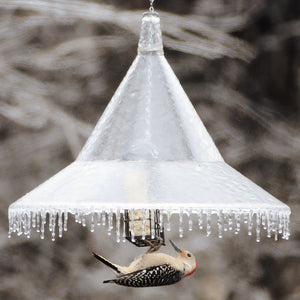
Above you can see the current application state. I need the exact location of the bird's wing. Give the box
[103,264,184,287]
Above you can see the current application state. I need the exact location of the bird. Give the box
[92,239,197,287]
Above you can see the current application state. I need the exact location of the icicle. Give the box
[36,213,40,233]
[217,211,223,238]
[130,209,135,242]
[49,213,53,232]
[159,211,163,232]
[108,210,113,236]
[8,213,13,238]
[234,212,241,235]
[26,213,31,239]
[12,214,17,233]
[278,213,283,235]
[228,211,233,231]
[243,213,248,224]
[142,209,146,240]
[58,212,63,238]
[179,209,183,238]
[198,210,203,230]
[32,212,36,228]
[262,213,267,230]
[102,211,106,226]
[40,212,46,239]
[116,209,121,243]
[206,211,211,237]
[166,211,171,232]
[97,212,101,226]
[24,213,31,238]
[63,212,68,232]
[274,212,278,241]
[150,209,155,239]
[267,212,271,238]
[90,213,95,232]
[223,213,228,232]
[188,209,193,232]
[50,212,57,242]
[122,213,126,243]
[256,212,261,242]
[81,215,86,227]
[248,211,253,236]
[17,214,22,236]
[75,213,79,223]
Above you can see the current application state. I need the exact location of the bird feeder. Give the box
[8,8,291,244]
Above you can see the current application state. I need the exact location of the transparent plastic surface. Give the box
[8,12,291,241]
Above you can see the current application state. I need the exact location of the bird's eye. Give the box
[187,253,191,257]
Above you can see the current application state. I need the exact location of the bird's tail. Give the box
[92,252,121,274]
[103,279,115,284]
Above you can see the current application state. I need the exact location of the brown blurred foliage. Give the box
[0,0,299,299]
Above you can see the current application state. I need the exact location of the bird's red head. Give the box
[170,240,197,277]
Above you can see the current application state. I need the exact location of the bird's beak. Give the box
[169,240,182,253]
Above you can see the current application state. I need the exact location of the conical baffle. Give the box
[8,12,291,242]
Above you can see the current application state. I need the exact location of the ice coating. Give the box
[77,12,223,162]
[8,12,291,241]
[8,209,290,242]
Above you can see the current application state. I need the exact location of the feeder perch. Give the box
[8,10,291,244]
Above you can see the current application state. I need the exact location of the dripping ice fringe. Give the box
[8,208,291,242]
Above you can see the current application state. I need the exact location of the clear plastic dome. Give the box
[8,12,290,242]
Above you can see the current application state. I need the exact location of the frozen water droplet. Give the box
[102,211,106,226]
[122,213,126,243]
[130,209,135,242]
[188,210,193,232]
[166,211,171,232]
[75,213,79,223]
[58,212,63,238]
[235,212,241,235]
[256,212,261,242]
[217,211,223,238]
[262,213,266,230]
[179,209,183,238]
[97,212,101,226]
[243,213,248,224]
[63,212,68,232]
[223,213,228,232]
[159,211,164,232]
[142,209,146,240]
[198,210,203,230]
[151,209,155,239]
[40,213,46,239]
[82,215,86,227]
[228,212,233,231]
[248,211,253,236]
[108,211,113,236]
[116,209,121,243]
[32,213,36,228]
[206,211,211,237]
[90,213,95,233]
[36,213,40,233]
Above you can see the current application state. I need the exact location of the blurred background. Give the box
[0,0,299,299]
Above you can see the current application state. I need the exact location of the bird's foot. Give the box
[146,238,163,253]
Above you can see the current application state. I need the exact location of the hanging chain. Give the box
[149,0,155,12]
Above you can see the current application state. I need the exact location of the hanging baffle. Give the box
[8,11,291,243]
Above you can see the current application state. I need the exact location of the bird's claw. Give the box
[146,238,163,253]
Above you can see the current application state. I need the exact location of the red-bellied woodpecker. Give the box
[92,240,197,287]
